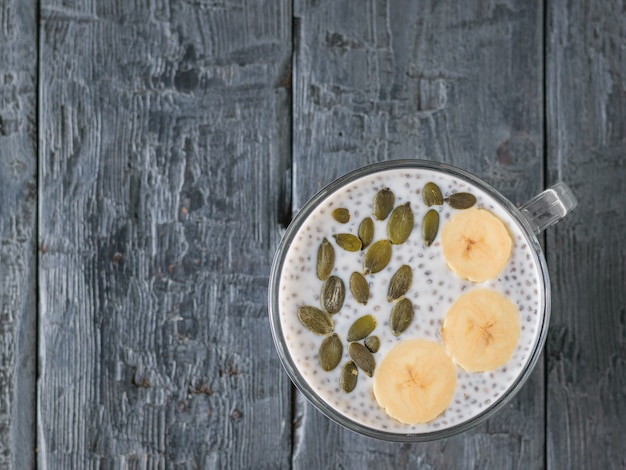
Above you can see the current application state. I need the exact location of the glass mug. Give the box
[268,160,576,441]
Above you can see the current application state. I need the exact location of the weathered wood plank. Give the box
[0,1,37,469]
[292,0,545,467]
[546,0,626,468]
[39,0,292,467]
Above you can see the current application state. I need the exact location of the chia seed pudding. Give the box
[276,168,544,434]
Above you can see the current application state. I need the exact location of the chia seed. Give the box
[277,168,544,434]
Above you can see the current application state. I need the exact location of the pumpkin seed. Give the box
[446,192,477,209]
[372,188,395,221]
[358,217,375,249]
[422,209,439,247]
[316,238,335,281]
[348,342,376,377]
[320,276,345,314]
[332,207,350,223]
[390,298,414,336]
[422,182,444,206]
[363,239,392,275]
[297,306,334,335]
[318,333,343,371]
[347,314,377,342]
[333,233,362,252]
[387,264,413,302]
[349,272,370,305]
[364,335,380,353]
[340,361,358,393]
[387,202,414,244]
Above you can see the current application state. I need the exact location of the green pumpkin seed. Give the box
[364,335,380,353]
[316,238,335,281]
[319,333,343,371]
[390,298,414,336]
[332,207,350,223]
[387,264,413,302]
[363,239,392,275]
[349,272,369,305]
[387,202,414,244]
[297,306,334,335]
[358,217,375,249]
[347,315,377,342]
[333,233,362,252]
[422,182,444,206]
[422,209,439,247]
[320,275,345,314]
[340,361,358,393]
[372,188,395,221]
[446,192,477,209]
[348,342,376,377]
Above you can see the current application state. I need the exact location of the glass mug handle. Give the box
[520,182,578,235]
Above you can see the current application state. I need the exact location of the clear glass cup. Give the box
[268,160,576,441]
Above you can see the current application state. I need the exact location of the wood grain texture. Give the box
[292,0,545,467]
[39,0,292,467]
[546,0,626,468]
[0,1,37,469]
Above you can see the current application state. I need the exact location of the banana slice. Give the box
[373,339,457,424]
[442,289,520,372]
[441,208,513,282]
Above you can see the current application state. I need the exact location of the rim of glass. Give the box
[268,159,551,442]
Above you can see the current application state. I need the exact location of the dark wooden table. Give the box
[1,0,624,468]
